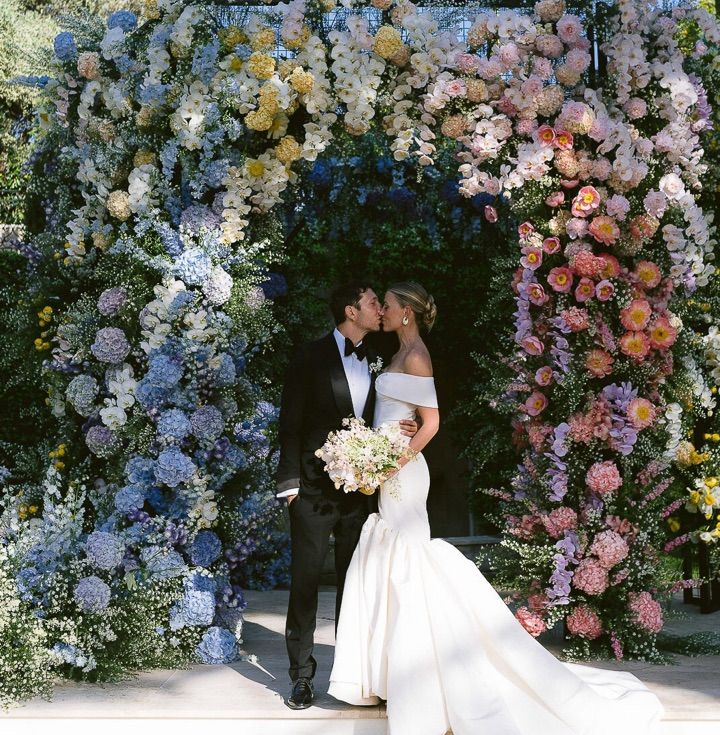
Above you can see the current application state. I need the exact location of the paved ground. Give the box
[2,587,719,735]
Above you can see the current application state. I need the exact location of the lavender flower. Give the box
[85,425,120,457]
[191,405,224,441]
[545,531,579,606]
[97,287,127,316]
[85,531,125,570]
[74,575,111,613]
[91,327,131,364]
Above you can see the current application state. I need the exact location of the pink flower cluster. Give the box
[585,460,622,496]
[628,591,664,634]
[589,530,629,568]
[566,604,603,639]
[541,506,578,538]
[515,606,547,637]
[572,558,608,596]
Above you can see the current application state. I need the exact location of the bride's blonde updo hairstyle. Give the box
[388,281,437,333]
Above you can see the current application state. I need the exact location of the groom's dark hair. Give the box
[330,281,374,325]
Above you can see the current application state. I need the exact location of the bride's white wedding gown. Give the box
[328,372,664,735]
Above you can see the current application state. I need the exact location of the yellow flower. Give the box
[289,67,314,95]
[667,517,681,533]
[707,477,719,489]
[29,505,38,514]
[54,461,65,470]
[248,52,275,80]
[251,28,276,51]
[284,25,311,50]
[373,26,404,60]
[219,25,248,50]
[689,489,702,505]
[43,306,53,315]
[246,159,266,178]
[704,493,717,507]
[133,149,156,167]
[275,135,302,165]
[228,55,244,72]
[245,109,274,132]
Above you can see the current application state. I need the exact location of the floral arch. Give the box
[2,0,720,706]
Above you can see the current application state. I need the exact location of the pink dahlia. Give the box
[566,604,603,640]
[585,349,614,378]
[627,397,656,429]
[620,299,652,331]
[628,591,664,634]
[589,530,629,569]
[595,279,615,302]
[572,558,609,596]
[634,260,662,289]
[515,606,547,637]
[571,185,601,218]
[586,460,622,496]
[541,506,578,538]
[648,316,678,350]
[588,215,621,245]
[548,266,573,293]
[620,331,651,361]
[524,391,548,416]
[574,277,595,302]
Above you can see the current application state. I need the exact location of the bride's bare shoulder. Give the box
[402,346,433,377]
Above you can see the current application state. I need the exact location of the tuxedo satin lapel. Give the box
[361,346,377,424]
[325,333,355,419]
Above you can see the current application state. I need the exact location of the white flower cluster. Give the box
[140,278,189,354]
[703,326,720,388]
[100,363,138,429]
[661,402,684,462]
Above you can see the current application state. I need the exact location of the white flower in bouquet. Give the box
[315,417,408,496]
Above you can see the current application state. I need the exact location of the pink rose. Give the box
[545,192,565,208]
[445,79,467,97]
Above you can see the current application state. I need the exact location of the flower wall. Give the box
[1,0,720,707]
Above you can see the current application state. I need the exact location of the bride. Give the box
[328,281,664,735]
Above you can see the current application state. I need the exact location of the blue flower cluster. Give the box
[197,626,237,664]
[157,408,192,443]
[174,247,212,285]
[53,32,76,61]
[115,483,145,513]
[136,354,183,409]
[85,531,125,570]
[51,642,96,671]
[213,353,236,386]
[125,456,156,486]
[74,575,111,613]
[140,546,187,580]
[189,530,222,568]
[169,589,215,629]
[191,405,224,441]
[107,10,137,32]
[66,374,99,416]
[90,327,131,364]
[85,425,119,458]
[154,447,197,487]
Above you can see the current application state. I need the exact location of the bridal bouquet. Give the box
[315,418,407,495]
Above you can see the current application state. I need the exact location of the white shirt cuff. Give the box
[276,488,299,499]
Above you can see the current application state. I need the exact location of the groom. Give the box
[276,281,417,710]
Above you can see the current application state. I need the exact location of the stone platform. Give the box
[2,587,719,735]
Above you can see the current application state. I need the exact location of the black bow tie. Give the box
[344,337,367,361]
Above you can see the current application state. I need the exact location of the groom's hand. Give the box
[399,419,419,438]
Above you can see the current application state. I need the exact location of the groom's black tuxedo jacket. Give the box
[277,331,379,501]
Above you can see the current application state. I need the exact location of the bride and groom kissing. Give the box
[275,281,664,735]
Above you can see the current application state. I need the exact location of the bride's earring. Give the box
[402,314,409,326]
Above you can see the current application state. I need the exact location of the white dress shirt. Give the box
[276,329,372,500]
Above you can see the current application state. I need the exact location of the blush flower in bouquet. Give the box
[315,417,408,495]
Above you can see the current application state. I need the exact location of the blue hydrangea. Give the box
[115,484,145,513]
[169,590,215,629]
[114,53,134,74]
[107,10,137,31]
[91,327,130,364]
[74,575,111,613]
[54,32,77,60]
[85,425,120,457]
[191,405,224,441]
[50,642,96,671]
[136,354,183,409]
[66,374,99,416]
[180,205,222,233]
[190,531,222,568]
[157,408,192,442]
[141,545,187,579]
[191,40,220,85]
[185,571,218,595]
[125,456,155,487]
[85,531,125,570]
[197,626,237,664]
[154,447,197,487]
[97,286,127,316]
[174,247,212,285]
[214,353,236,386]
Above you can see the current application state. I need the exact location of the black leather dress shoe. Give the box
[286,677,314,710]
